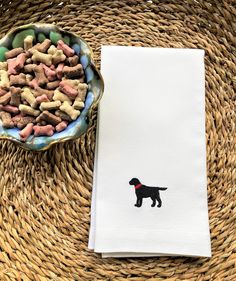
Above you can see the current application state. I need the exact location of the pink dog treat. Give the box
[33,125,54,136]
[28,78,38,89]
[41,63,56,81]
[59,81,78,99]
[0,92,11,105]
[9,73,27,86]
[56,63,64,79]
[63,64,84,79]
[10,87,21,106]
[33,65,48,86]
[0,87,7,97]
[0,104,19,114]
[0,111,14,128]
[5,47,24,59]
[7,53,27,75]
[47,80,60,90]
[35,94,50,104]
[19,123,34,141]
[57,40,75,57]
[55,121,68,132]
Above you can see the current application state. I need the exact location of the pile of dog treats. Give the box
[0,36,88,141]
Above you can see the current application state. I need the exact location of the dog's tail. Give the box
[157,187,167,191]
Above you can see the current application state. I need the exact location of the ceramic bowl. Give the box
[0,23,104,151]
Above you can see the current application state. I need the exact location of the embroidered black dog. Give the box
[129,178,167,208]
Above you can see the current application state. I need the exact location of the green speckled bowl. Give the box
[0,23,104,151]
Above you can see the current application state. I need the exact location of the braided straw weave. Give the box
[0,0,235,280]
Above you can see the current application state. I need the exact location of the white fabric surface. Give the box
[89,46,211,258]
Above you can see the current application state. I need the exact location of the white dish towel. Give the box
[89,46,211,258]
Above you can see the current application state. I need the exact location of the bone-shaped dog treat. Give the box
[47,45,57,55]
[59,81,78,99]
[10,73,27,86]
[33,65,48,86]
[25,74,33,85]
[60,101,80,120]
[19,123,34,141]
[66,55,79,67]
[0,104,19,114]
[5,47,24,59]
[55,110,72,121]
[24,64,35,73]
[0,87,7,97]
[31,50,52,66]
[52,50,66,65]
[55,121,68,132]
[47,80,60,90]
[37,121,47,126]
[7,53,27,75]
[33,124,54,136]
[33,87,54,100]
[35,39,51,53]
[10,86,21,106]
[0,70,10,88]
[0,92,11,105]
[57,40,75,57]
[21,87,37,108]
[26,58,32,64]
[0,62,7,71]
[24,35,34,50]
[36,110,61,126]
[28,78,38,89]
[53,88,72,104]
[63,64,84,78]
[56,63,64,79]
[0,111,14,128]
[12,114,36,129]
[73,99,84,110]
[40,63,56,81]
[76,83,88,101]
[39,100,61,111]
[35,94,50,104]
[19,104,40,117]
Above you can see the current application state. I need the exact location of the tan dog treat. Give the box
[37,121,47,126]
[24,64,35,73]
[26,58,32,64]
[33,87,54,100]
[5,47,24,59]
[33,65,48,86]
[9,73,27,86]
[0,70,10,88]
[55,121,68,132]
[66,55,79,66]
[0,92,11,105]
[53,88,72,104]
[73,99,84,110]
[59,80,78,99]
[0,87,7,97]
[63,64,84,78]
[27,43,40,53]
[56,63,64,79]
[57,40,74,57]
[35,94,50,104]
[52,50,66,65]
[25,74,33,85]
[19,104,40,117]
[55,110,72,121]
[24,35,34,50]
[19,123,34,141]
[0,111,14,128]
[0,104,19,114]
[39,100,61,111]
[76,83,88,101]
[31,50,52,66]
[0,62,7,71]
[12,114,36,129]
[33,125,54,136]
[78,75,85,83]
[60,101,80,120]
[47,80,60,90]
[28,78,38,89]
[10,86,21,106]
[40,63,56,81]
[47,45,57,55]
[36,110,62,126]
[21,87,37,108]
[36,39,51,53]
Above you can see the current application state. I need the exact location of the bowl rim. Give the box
[0,23,104,151]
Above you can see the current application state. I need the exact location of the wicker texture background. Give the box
[0,0,235,280]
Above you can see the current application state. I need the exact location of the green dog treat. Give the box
[12,29,35,48]
[63,35,70,45]
[38,33,47,43]
[49,31,62,45]
[0,47,9,61]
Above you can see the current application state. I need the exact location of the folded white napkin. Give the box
[89,46,211,258]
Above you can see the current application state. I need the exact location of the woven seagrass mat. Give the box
[0,0,235,280]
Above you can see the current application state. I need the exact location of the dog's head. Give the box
[129,178,140,186]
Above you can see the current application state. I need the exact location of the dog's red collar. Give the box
[135,183,142,189]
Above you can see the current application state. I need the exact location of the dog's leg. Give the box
[151,197,156,207]
[134,196,140,207]
[157,196,162,208]
[138,198,143,207]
